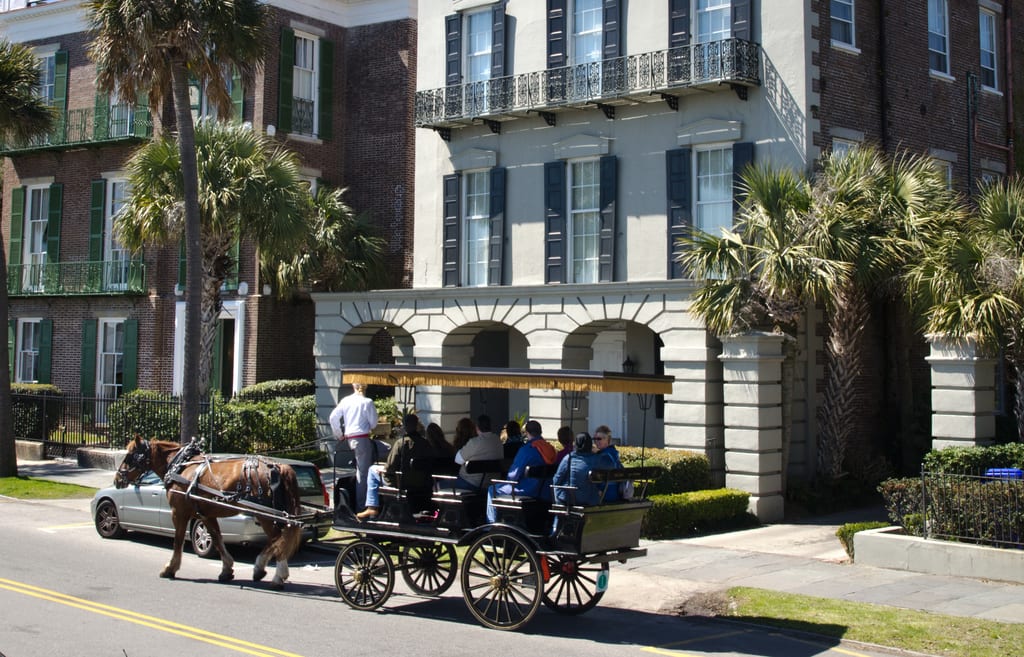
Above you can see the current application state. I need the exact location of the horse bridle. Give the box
[115,438,152,488]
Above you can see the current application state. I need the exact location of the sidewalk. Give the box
[15,457,1024,624]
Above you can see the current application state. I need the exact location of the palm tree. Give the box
[0,40,56,478]
[86,0,268,443]
[270,186,387,296]
[117,121,305,395]
[908,177,1024,439]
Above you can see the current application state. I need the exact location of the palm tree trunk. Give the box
[817,284,870,480]
[198,270,227,397]
[0,240,17,477]
[170,62,203,444]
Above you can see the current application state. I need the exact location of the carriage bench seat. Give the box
[433,459,505,499]
[375,456,455,521]
[488,463,557,533]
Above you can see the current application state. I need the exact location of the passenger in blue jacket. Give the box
[593,425,624,502]
[486,419,556,522]
[552,432,619,507]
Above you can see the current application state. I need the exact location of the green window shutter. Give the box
[134,94,151,138]
[128,248,144,291]
[47,183,62,263]
[178,240,186,288]
[231,67,244,121]
[80,319,97,397]
[211,321,224,395]
[94,93,109,140]
[122,319,138,393]
[7,320,14,383]
[53,50,68,112]
[278,28,295,133]
[225,239,240,290]
[9,186,25,268]
[38,319,52,384]
[318,38,333,140]
[89,180,106,291]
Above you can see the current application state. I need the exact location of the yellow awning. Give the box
[341,364,674,394]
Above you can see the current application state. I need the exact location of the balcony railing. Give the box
[416,38,760,129]
[8,260,147,296]
[0,104,152,155]
[292,98,316,137]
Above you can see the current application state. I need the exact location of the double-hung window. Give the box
[464,10,493,114]
[104,179,130,290]
[831,0,855,47]
[292,33,318,136]
[95,318,125,422]
[695,146,734,238]
[696,0,730,43]
[37,54,55,105]
[979,9,998,90]
[463,171,491,287]
[24,186,49,291]
[928,0,950,75]
[572,0,602,64]
[16,319,41,383]
[569,160,601,284]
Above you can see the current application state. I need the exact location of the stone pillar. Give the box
[719,332,785,522]
[926,335,997,449]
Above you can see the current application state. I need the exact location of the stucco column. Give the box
[719,332,785,522]
[926,335,996,449]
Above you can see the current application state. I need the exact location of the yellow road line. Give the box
[0,577,305,657]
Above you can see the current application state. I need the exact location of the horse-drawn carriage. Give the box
[329,364,673,631]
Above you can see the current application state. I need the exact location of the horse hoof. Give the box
[218,572,235,583]
[269,581,284,591]
[253,568,266,582]
[159,571,175,580]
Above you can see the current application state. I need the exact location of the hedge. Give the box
[215,396,317,453]
[234,379,315,402]
[619,446,710,495]
[836,521,889,559]
[641,488,750,539]
[922,443,1024,475]
[11,384,63,440]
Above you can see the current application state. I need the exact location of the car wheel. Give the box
[190,519,217,559]
[94,499,127,539]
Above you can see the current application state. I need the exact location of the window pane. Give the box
[464,171,490,286]
[573,0,602,63]
[696,147,733,237]
[37,55,55,105]
[570,160,600,283]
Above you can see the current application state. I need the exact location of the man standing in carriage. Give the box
[330,382,382,511]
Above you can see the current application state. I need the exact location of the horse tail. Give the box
[272,464,304,560]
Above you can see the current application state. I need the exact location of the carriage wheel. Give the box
[401,542,457,596]
[335,540,394,611]
[460,531,542,631]
[542,555,607,615]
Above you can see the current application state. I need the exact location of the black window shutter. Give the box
[547,0,568,100]
[80,319,97,397]
[666,148,692,279]
[38,319,52,384]
[492,3,506,78]
[445,14,462,87]
[731,0,751,41]
[488,167,506,286]
[669,0,691,47]
[318,38,334,140]
[544,161,566,284]
[732,141,754,213]
[442,173,461,287]
[603,0,621,60]
[599,155,617,282]
[278,28,295,133]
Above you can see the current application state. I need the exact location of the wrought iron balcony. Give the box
[292,98,316,137]
[8,260,147,297]
[0,104,152,155]
[416,38,760,132]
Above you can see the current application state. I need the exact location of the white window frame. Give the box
[292,31,319,137]
[694,144,734,237]
[980,169,1000,187]
[462,169,490,287]
[15,318,42,383]
[464,9,494,114]
[979,8,998,91]
[832,138,858,160]
[36,52,55,105]
[934,160,954,189]
[104,178,130,291]
[23,184,49,292]
[95,318,126,422]
[830,0,855,48]
[108,81,133,138]
[571,0,603,65]
[568,158,601,284]
[697,0,731,44]
[928,0,950,76]
[193,73,235,123]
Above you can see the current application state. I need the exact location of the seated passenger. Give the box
[501,419,524,468]
[452,414,504,490]
[357,413,439,520]
[486,419,557,522]
[555,425,573,464]
[593,425,626,502]
[552,432,619,507]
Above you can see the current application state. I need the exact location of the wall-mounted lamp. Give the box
[622,356,635,374]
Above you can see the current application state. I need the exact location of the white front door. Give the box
[588,331,625,441]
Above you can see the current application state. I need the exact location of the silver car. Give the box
[91,458,332,558]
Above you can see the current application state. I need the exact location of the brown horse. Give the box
[115,436,305,589]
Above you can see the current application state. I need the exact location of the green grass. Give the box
[728,587,1024,657]
[0,476,97,499]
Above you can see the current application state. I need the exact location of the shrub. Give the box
[372,396,402,427]
[215,396,317,454]
[878,477,923,535]
[922,477,1024,547]
[922,443,1024,475]
[234,379,315,402]
[641,488,751,539]
[619,446,710,495]
[836,521,890,559]
[10,384,63,440]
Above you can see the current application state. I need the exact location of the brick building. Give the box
[312,1,1022,518]
[1,0,415,404]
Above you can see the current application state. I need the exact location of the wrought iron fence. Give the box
[416,38,761,126]
[0,105,152,154]
[922,469,1024,549]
